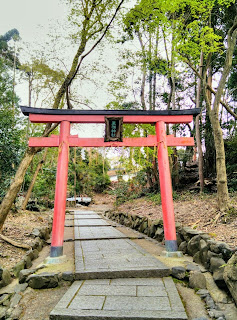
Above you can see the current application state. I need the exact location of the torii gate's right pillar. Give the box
[156,121,178,254]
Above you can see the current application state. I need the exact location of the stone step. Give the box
[50,277,187,320]
[74,238,170,280]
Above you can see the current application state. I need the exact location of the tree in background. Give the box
[107,0,237,212]
[0,0,125,229]
[0,29,25,199]
[68,148,110,197]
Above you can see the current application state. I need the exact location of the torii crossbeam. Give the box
[21,106,200,258]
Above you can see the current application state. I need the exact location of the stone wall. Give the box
[0,219,53,289]
[104,210,237,303]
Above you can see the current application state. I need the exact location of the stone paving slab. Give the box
[74,238,170,279]
[50,277,187,320]
[75,214,102,219]
[74,225,129,240]
[74,218,110,226]
[74,210,98,214]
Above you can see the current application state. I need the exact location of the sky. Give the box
[0,0,66,42]
[0,0,124,138]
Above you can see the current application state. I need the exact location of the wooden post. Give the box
[50,121,70,257]
[155,121,178,252]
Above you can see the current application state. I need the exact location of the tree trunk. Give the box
[206,18,237,211]
[137,32,146,110]
[204,65,216,177]
[210,113,229,211]
[195,115,204,191]
[21,148,48,210]
[196,51,204,191]
[0,147,38,230]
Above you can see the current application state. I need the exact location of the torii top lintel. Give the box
[20,106,200,124]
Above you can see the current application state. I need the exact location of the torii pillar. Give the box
[50,121,70,257]
[156,121,177,252]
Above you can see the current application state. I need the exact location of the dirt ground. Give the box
[93,192,237,248]
[0,209,52,270]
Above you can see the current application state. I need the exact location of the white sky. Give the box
[0,0,66,41]
[0,0,125,138]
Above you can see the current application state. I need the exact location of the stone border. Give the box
[0,218,53,290]
[0,218,54,319]
[103,210,237,308]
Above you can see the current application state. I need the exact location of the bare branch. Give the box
[68,0,125,87]
[207,85,237,120]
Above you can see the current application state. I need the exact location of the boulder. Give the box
[208,241,233,261]
[13,260,25,277]
[0,269,12,288]
[27,272,59,289]
[32,249,39,259]
[24,255,32,269]
[154,228,164,242]
[62,272,74,282]
[204,294,216,309]
[217,242,233,262]
[26,250,34,260]
[180,227,202,242]
[14,283,28,293]
[223,252,237,305]
[189,271,206,289]
[207,250,222,261]
[193,251,201,264]
[209,257,226,288]
[10,293,22,308]
[178,241,187,254]
[138,219,148,233]
[187,235,201,256]
[19,269,36,284]
[31,228,41,238]
[199,239,209,268]
[196,289,209,299]
[171,266,186,280]
[186,263,201,272]
[176,233,183,247]
[148,223,157,238]
[210,257,226,273]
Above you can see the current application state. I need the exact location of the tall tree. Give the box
[128,0,237,211]
[0,0,125,230]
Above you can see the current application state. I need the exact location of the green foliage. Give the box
[0,29,20,67]
[0,106,25,197]
[108,169,150,205]
[0,29,26,198]
[68,148,110,197]
[23,148,58,200]
[148,193,161,205]
[110,180,129,205]
[33,166,57,200]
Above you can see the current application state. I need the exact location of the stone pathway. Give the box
[50,210,188,320]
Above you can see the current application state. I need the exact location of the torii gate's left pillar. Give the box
[50,121,70,257]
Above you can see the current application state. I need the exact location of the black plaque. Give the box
[104,117,123,142]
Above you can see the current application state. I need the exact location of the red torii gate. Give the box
[21,106,200,258]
